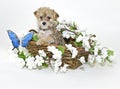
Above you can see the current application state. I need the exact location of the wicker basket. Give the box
[27,41,90,69]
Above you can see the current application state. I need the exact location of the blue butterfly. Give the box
[7,30,34,50]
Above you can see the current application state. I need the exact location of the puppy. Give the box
[34,7,64,45]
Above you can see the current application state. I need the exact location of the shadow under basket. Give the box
[27,41,90,69]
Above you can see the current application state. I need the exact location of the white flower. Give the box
[35,55,44,66]
[76,35,83,42]
[81,30,87,37]
[57,24,65,31]
[19,46,30,56]
[54,60,62,67]
[94,47,99,56]
[79,56,86,64]
[109,55,115,61]
[16,58,25,68]
[51,60,62,73]
[62,30,75,39]
[52,51,62,59]
[65,44,78,58]
[47,46,62,60]
[95,55,103,63]
[72,49,78,58]
[26,56,36,69]
[47,46,56,52]
[53,51,62,60]
[38,50,46,57]
[82,39,90,51]
[76,33,90,51]
[101,48,108,59]
[65,44,72,49]
[60,64,69,73]
[88,54,95,64]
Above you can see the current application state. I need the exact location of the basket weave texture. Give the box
[27,41,90,69]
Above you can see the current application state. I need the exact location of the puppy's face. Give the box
[34,7,59,30]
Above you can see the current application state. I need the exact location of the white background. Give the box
[0,0,120,89]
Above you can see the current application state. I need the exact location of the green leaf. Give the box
[69,22,77,30]
[18,51,26,60]
[74,41,82,46]
[107,49,114,56]
[57,46,65,55]
[79,32,83,36]
[98,50,101,55]
[89,47,94,54]
[32,35,39,41]
[42,63,49,68]
[106,57,112,63]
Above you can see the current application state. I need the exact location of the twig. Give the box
[62,25,79,36]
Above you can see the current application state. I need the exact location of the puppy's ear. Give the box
[53,10,59,19]
[34,11,37,16]
[55,12,59,18]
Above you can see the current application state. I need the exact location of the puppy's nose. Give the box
[42,22,46,25]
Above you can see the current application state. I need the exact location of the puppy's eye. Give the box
[47,16,51,20]
[40,16,43,19]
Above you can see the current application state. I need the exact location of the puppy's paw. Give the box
[36,39,44,45]
[47,37,55,44]
[48,40,54,44]
[36,41,41,45]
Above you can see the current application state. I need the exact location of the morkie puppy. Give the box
[34,7,64,45]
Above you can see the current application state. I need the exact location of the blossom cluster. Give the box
[57,20,76,39]
[65,44,78,58]
[88,47,114,64]
[57,20,114,64]
[47,46,68,73]
[11,47,47,69]
[57,20,92,51]
[47,46,62,60]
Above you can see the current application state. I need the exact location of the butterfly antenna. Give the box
[12,47,15,50]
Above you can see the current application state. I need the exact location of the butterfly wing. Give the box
[7,30,20,48]
[22,32,34,47]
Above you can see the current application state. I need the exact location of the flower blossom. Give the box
[19,46,30,56]
[95,55,103,63]
[94,47,99,56]
[26,56,36,69]
[56,24,65,31]
[62,30,75,39]
[76,31,90,51]
[38,50,46,57]
[59,64,69,73]
[35,55,45,66]
[79,56,86,64]
[16,58,25,68]
[65,44,78,58]
[76,35,84,42]
[82,39,90,51]
[47,46,62,60]
[88,54,95,64]
[51,59,62,73]
[101,48,108,59]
